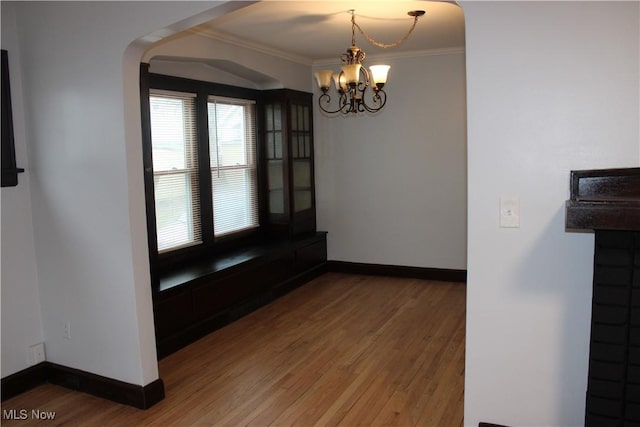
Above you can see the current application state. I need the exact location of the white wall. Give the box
[149,59,263,89]
[144,32,311,91]
[1,2,44,377]
[314,51,468,270]
[463,2,639,426]
[2,1,255,385]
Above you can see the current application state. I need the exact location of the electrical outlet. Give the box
[64,321,71,339]
[28,343,46,365]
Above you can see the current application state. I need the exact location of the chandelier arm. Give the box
[317,85,387,115]
[361,89,387,113]
[359,66,370,89]
[352,13,420,49]
[318,92,346,114]
[318,91,356,114]
[341,92,353,114]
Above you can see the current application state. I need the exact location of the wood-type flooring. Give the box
[2,273,465,426]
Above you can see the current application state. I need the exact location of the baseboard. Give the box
[327,261,467,282]
[1,362,164,409]
[479,423,511,427]
[272,262,328,297]
[1,362,48,401]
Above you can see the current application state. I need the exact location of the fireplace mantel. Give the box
[565,167,640,231]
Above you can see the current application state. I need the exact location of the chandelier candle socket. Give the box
[314,9,425,115]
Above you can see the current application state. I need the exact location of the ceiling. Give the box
[189,1,465,65]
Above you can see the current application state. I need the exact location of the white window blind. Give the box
[208,96,259,237]
[149,90,201,252]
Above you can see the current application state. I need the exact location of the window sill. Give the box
[153,232,327,294]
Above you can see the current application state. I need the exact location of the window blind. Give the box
[208,96,259,237]
[149,90,201,252]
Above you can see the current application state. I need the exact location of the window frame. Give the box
[149,90,201,253]
[207,95,260,238]
[141,68,266,273]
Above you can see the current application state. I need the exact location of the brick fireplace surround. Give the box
[565,167,640,426]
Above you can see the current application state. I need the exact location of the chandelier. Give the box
[314,9,425,115]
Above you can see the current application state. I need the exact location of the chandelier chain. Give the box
[351,11,356,46]
[350,10,420,49]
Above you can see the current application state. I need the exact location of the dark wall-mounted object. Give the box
[565,167,640,231]
[1,49,24,187]
[565,167,640,426]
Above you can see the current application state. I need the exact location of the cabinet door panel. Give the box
[192,278,237,320]
[154,291,193,339]
[296,239,327,272]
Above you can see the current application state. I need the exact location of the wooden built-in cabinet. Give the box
[151,88,324,359]
[153,233,327,358]
[263,89,316,236]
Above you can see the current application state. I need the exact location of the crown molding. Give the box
[313,46,466,67]
[185,27,464,69]
[186,28,314,67]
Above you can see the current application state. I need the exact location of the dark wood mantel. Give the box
[565,167,640,426]
[565,167,640,231]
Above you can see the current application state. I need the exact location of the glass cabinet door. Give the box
[265,103,285,215]
[262,89,316,236]
[291,104,312,212]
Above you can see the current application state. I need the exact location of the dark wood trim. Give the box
[565,200,640,231]
[327,261,467,283]
[479,423,511,427]
[196,89,214,245]
[566,167,640,231]
[1,49,24,187]
[272,261,327,297]
[141,378,165,409]
[570,167,640,201]
[149,73,261,102]
[2,362,164,409]
[1,362,48,401]
[156,312,229,359]
[140,63,159,285]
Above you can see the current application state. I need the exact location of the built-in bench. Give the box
[152,232,327,358]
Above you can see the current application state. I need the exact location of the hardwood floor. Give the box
[1,273,466,426]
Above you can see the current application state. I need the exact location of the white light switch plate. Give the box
[500,196,520,228]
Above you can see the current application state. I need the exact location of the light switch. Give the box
[500,196,520,228]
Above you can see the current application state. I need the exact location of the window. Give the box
[208,97,258,237]
[148,87,258,254]
[150,91,200,252]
